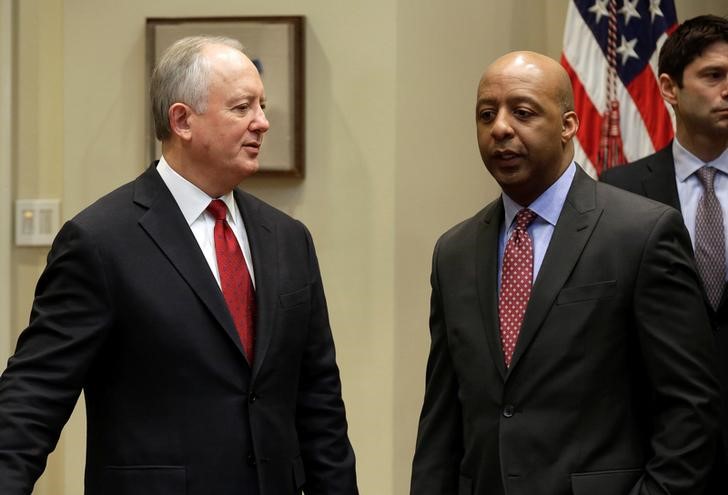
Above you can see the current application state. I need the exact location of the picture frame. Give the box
[146,16,305,178]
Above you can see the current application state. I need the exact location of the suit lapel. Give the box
[134,167,247,358]
[508,167,603,373]
[235,191,278,381]
[641,145,681,211]
[476,199,508,380]
[717,284,728,317]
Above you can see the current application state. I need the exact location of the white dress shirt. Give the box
[156,156,256,288]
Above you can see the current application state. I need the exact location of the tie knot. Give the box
[696,167,718,193]
[207,199,228,221]
[514,208,537,230]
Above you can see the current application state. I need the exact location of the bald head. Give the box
[479,51,575,113]
[475,51,579,206]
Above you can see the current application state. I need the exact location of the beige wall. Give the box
[0,0,13,366]
[6,0,728,494]
[393,3,567,490]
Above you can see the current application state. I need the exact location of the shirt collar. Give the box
[156,155,238,226]
[673,138,728,182]
[502,161,576,229]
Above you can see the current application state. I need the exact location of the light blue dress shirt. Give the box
[498,162,577,288]
[673,139,728,279]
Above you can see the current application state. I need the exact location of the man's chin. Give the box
[492,169,525,188]
[237,161,260,180]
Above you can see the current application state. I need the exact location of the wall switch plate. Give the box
[15,199,61,247]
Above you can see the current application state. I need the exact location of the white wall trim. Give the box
[0,0,14,364]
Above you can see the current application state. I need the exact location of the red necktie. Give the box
[207,199,256,364]
[499,208,537,368]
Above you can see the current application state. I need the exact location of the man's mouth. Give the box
[492,149,521,160]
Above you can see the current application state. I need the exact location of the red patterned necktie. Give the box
[499,208,537,368]
[207,199,256,364]
[695,167,726,310]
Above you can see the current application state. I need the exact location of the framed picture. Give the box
[146,16,305,178]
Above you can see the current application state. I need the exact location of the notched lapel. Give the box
[134,169,247,359]
[642,146,681,211]
[508,169,603,373]
[235,191,278,380]
[476,199,508,380]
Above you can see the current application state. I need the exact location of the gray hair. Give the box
[150,35,244,141]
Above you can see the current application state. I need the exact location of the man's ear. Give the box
[659,73,679,106]
[168,103,194,141]
[561,110,579,143]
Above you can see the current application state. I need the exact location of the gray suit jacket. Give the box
[411,166,720,495]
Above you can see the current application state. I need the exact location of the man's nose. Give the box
[491,110,514,140]
[252,107,270,133]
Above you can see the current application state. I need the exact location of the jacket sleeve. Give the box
[295,224,358,495]
[0,221,112,495]
[630,208,721,495]
[410,240,464,495]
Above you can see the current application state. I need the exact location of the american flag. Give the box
[561,0,678,177]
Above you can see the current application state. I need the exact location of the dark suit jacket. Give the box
[0,165,358,495]
[411,167,720,495]
[601,144,728,485]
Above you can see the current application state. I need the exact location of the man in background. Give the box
[411,50,720,495]
[0,36,358,495]
[601,15,728,489]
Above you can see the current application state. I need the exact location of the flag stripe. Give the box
[561,55,603,170]
[563,4,608,110]
[562,0,677,174]
[625,66,673,151]
[574,138,597,178]
[615,75,655,162]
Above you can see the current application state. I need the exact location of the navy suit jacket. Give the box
[411,167,720,495]
[0,165,358,495]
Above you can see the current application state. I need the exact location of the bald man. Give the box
[410,51,721,495]
[0,37,357,494]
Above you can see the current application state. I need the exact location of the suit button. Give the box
[248,393,258,403]
[247,454,256,466]
[503,405,515,418]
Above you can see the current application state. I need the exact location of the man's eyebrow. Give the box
[227,93,250,104]
[227,93,266,105]
[507,94,542,108]
[476,94,543,108]
[697,64,727,74]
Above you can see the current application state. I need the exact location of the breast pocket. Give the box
[279,286,311,309]
[556,280,617,305]
[103,465,186,495]
[276,286,312,352]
